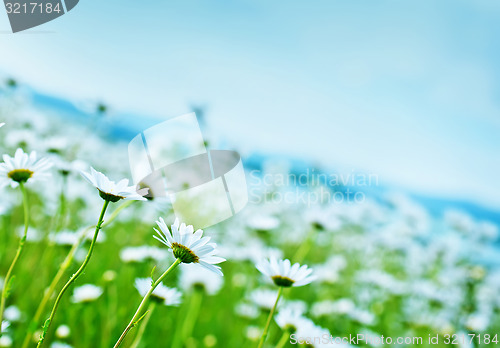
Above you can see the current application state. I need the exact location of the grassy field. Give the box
[0,89,499,348]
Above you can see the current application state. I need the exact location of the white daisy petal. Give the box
[256,258,314,288]
[153,218,225,276]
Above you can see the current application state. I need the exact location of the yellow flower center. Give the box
[7,169,33,183]
[271,276,295,287]
[98,189,125,202]
[172,243,199,264]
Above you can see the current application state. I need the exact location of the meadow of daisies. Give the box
[0,85,500,348]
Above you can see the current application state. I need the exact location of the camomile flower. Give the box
[0,334,12,347]
[249,289,280,310]
[81,167,147,202]
[179,265,224,295]
[3,306,21,322]
[235,302,260,319]
[1,321,9,332]
[55,325,71,339]
[256,258,315,287]
[294,321,334,348]
[135,278,182,306]
[71,284,103,303]
[275,307,313,333]
[119,246,168,263]
[154,218,225,276]
[50,342,73,348]
[0,148,52,188]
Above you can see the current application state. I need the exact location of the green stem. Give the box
[275,330,291,348]
[55,174,68,232]
[0,182,29,336]
[37,199,111,347]
[293,227,316,262]
[22,200,133,348]
[113,258,181,348]
[172,287,203,348]
[130,302,156,348]
[257,287,283,348]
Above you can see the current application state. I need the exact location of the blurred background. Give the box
[1,1,500,347]
[1,0,500,210]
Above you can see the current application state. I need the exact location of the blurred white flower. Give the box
[245,325,262,341]
[350,308,375,325]
[249,289,280,310]
[294,321,333,348]
[305,206,342,231]
[154,218,225,276]
[0,335,12,347]
[71,284,103,303]
[283,300,308,314]
[49,231,79,246]
[55,324,71,339]
[275,307,312,333]
[356,269,406,295]
[0,123,4,128]
[219,241,283,264]
[50,342,73,348]
[445,210,475,234]
[49,228,107,246]
[119,246,168,263]
[256,258,315,287]
[235,302,260,319]
[16,226,42,242]
[4,129,38,150]
[179,266,224,295]
[81,167,147,202]
[0,321,9,332]
[311,299,355,317]
[246,215,280,231]
[465,312,490,332]
[314,255,347,284]
[0,148,52,188]
[135,278,182,306]
[3,306,20,322]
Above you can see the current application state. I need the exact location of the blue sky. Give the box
[1,0,500,209]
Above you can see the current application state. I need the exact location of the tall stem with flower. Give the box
[255,258,315,348]
[0,148,52,335]
[36,167,147,347]
[22,200,134,348]
[0,183,28,331]
[113,258,181,348]
[113,218,225,347]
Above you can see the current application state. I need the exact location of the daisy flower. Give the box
[0,148,52,188]
[154,218,225,276]
[81,167,147,202]
[70,284,103,303]
[119,246,168,263]
[179,265,224,295]
[134,278,182,306]
[50,342,73,348]
[275,307,314,333]
[256,258,315,287]
[55,325,71,339]
[0,334,12,347]
[249,289,281,310]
